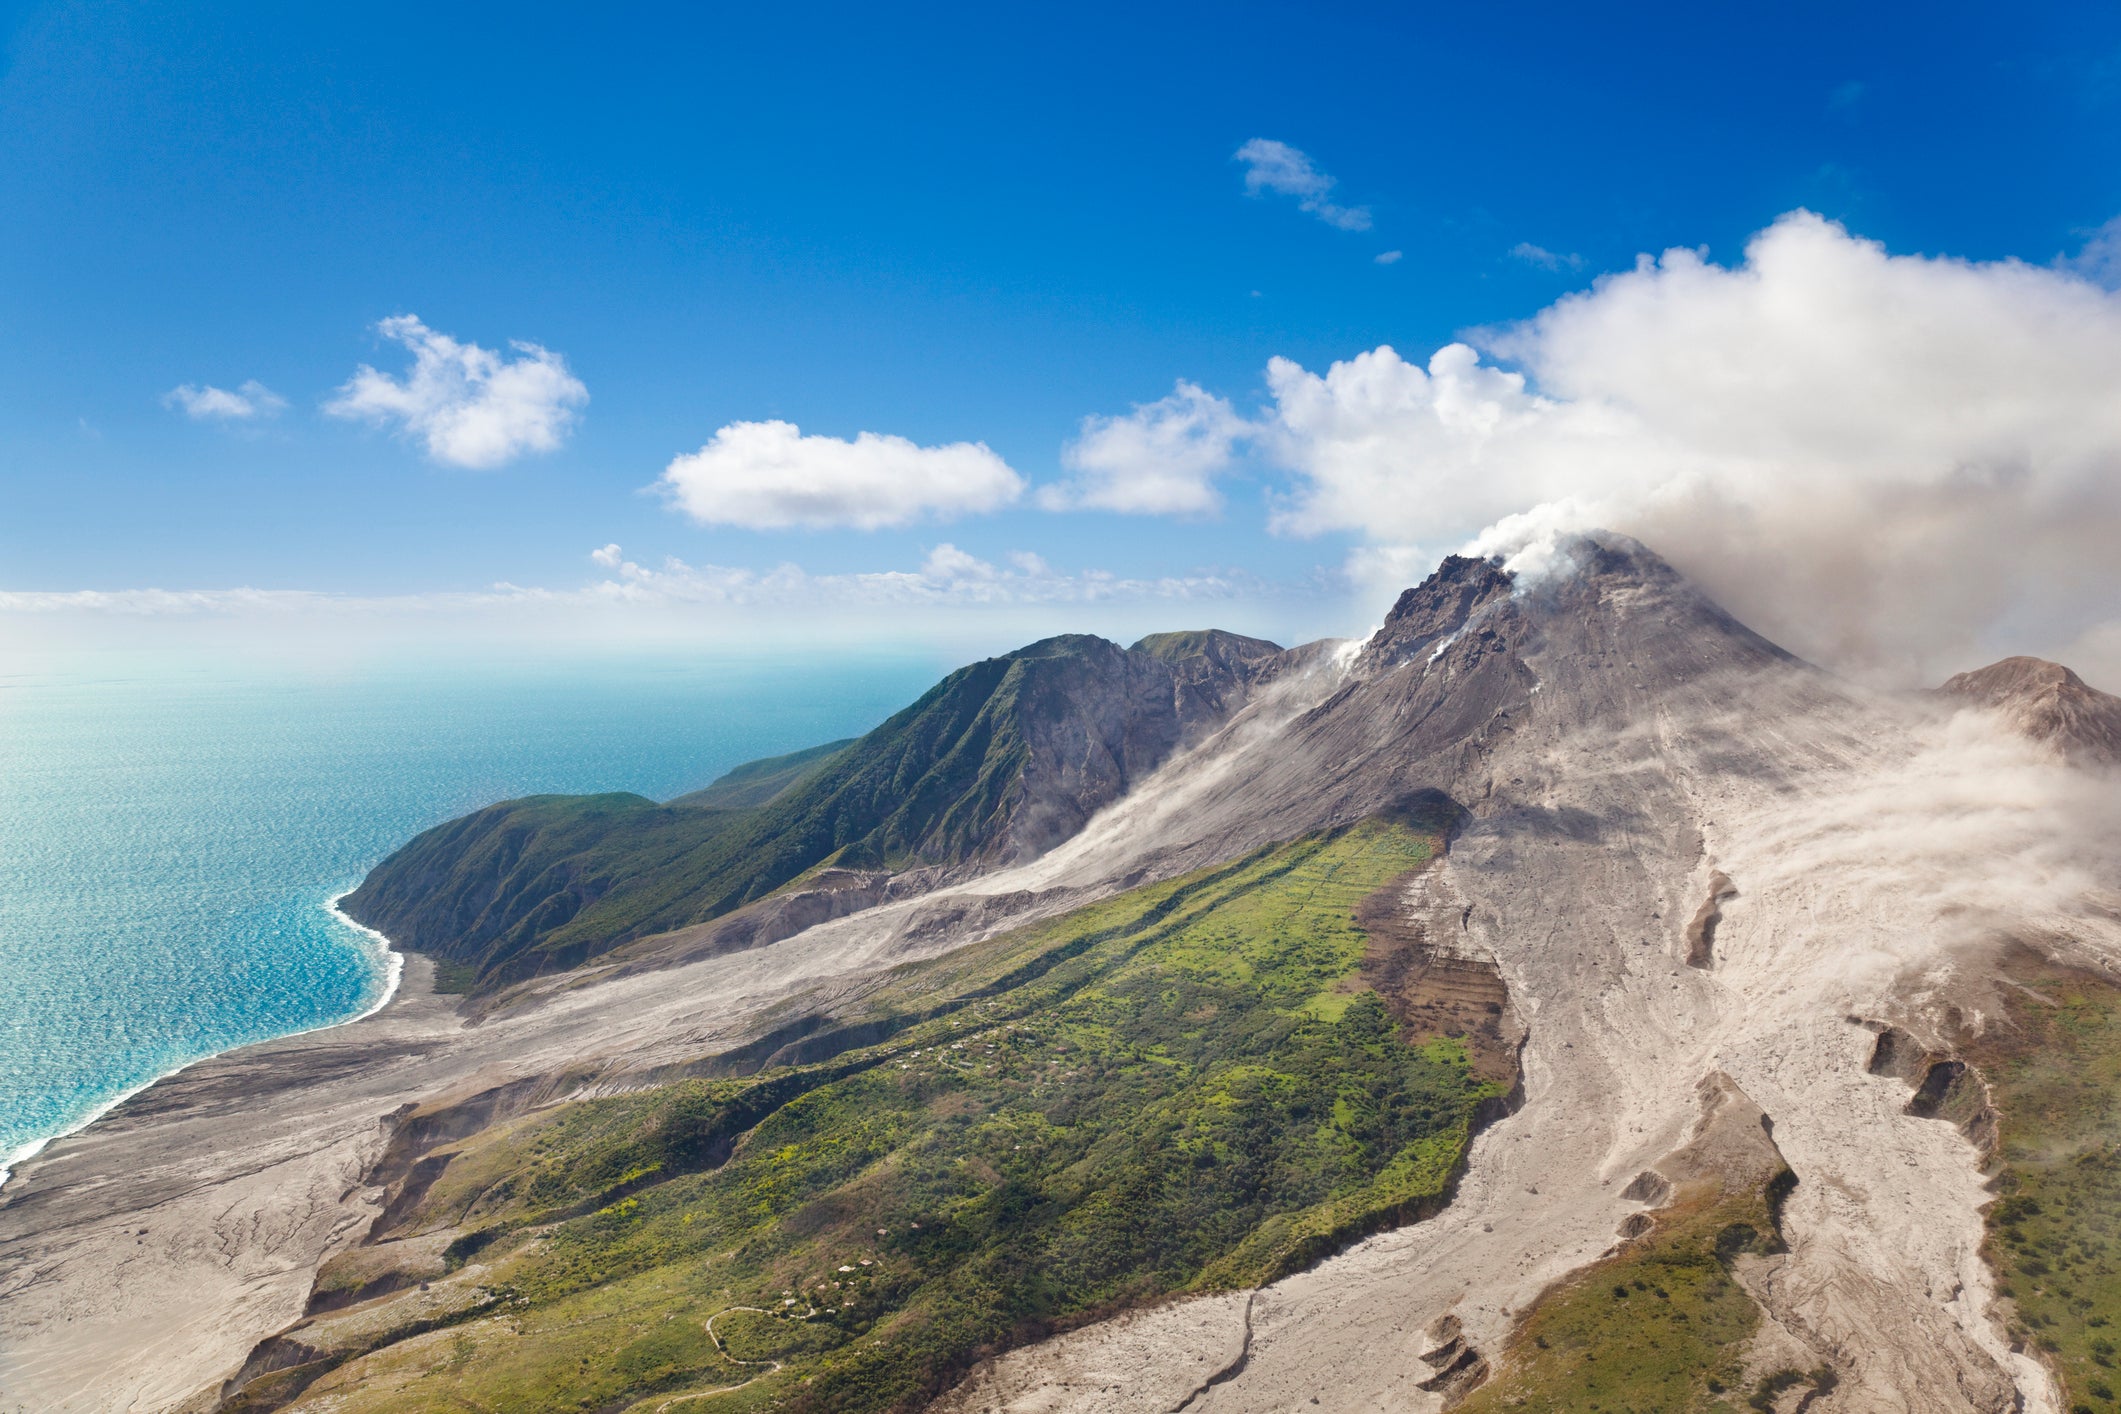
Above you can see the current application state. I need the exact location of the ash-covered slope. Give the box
[1938,654,2121,766]
[939,533,2121,1414]
[1017,533,1809,892]
[340,630,1285,991]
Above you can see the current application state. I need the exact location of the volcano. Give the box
[5,532,2117,1414]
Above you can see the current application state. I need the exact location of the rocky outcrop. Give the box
[1685,871,1739,969]
[1351,554,1515,676]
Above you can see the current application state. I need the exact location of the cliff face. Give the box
[339,630,1286,991]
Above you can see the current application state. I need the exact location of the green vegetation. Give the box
[668,739,856,810]
[288,817,1500,1413]
[1966,951,2121,1414]
[428,960,481,995]
[1460,1179,1792,1414]
[1129,628,1282,671]
[342,633,1273,993]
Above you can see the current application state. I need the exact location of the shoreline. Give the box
[0,888,407,1194]
[326,886,409,1026]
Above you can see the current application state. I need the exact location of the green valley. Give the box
[253,812,1506,1413]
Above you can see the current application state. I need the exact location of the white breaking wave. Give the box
[0,891,406,1195]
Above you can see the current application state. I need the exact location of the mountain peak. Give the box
[1351,530,1708,679]
[1128,628,1283,666]
[1354,553,1515,675]
[1938,655,2121,765]
[1941,655,2089,697]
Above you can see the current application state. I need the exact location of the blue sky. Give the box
[5,0,2121,666]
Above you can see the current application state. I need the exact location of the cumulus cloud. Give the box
[657,419,1024,530]
[324,315,587,469]
[163,380,287,421]
[1509,242,1584,272]
[1234,139,1371,232]
[1041,381,1249,515]
[1253,210,2121,678]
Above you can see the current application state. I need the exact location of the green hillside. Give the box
[669,739,856,810]
[1965,950,2121,1414]
[342,633,1277,993]
[255,815,1503,1414]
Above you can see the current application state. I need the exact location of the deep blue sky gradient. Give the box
[3,0,2117,599]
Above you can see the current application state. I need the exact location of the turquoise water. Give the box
[0,653,942,1175]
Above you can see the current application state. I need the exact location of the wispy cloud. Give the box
[1508,241,1584,272]
[163,380,287,422]
[657,419,1024,530]
[1828,79,1868,111]
[0,550,1256,619]
[1233,139,1371,232]
[1041,381,1249,516]
[324,315,588,469]
[1374,250,1403,265]
[2063,215,2121,289]
[576,543,1253,609]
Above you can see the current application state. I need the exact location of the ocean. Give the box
[0,651,943,1181]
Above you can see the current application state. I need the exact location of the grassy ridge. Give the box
[1968,951,2121,1414]
[340,634,1250,992]
[669,740,857,811]
[287,819,1500,1413]
[1457,1178,1804,1414]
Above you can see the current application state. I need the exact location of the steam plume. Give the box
[1259,211,2121,682]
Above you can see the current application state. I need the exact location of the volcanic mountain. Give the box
[4,532,2118,1414]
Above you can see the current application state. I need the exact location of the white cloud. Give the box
[921,543,998,581]
[1509,241,1584,272]
[590,543,624,568]
[1041,381,1249,515]
[324,315,587,469]
[657,419,1024,530]
[1253,210,2121,678]
[1234,139,1371,232]
[1374,250,1403,265]
[163,380,287,422]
